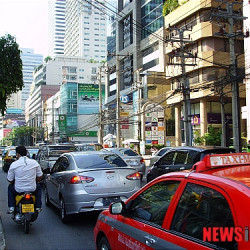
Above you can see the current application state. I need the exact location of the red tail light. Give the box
[69,175,94,184]
[25,194,31,200]
[140,158,145,164]
[126,172,141,180]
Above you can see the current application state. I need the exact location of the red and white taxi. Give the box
[94,152,250,250]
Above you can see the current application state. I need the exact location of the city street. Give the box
[0,159,147,250]
[0,159,98,250]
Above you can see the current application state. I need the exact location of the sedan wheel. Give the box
[44,187,51,207]
[60,198,69,223]
[97,237,111,250]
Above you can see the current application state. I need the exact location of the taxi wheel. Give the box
[97,236,111,250]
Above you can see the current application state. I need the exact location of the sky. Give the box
[0,0,49,56]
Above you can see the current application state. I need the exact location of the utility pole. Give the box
[52,98,55,144]
[212,0,247,152]
[108,52,131,147]
[116,56,121,147]
[166,27,196,146]
[98,66,104,145]
[133,69,143,140]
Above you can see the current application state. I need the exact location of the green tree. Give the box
[5,126,34,146]
[163,0,179,17]
[44,56,52,63]
[0,34,23,115]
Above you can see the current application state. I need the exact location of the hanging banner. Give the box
[58,114,67,132]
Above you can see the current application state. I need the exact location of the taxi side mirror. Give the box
[110,201,126,215]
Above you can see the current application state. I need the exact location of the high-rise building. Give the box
[48,0,66,57]
[9,48,43,113]
[64,0,107,62]
[105,0,166,141]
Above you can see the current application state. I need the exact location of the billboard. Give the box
[78,84,105,115]
[3,114,25,129]
[144,104,165,145]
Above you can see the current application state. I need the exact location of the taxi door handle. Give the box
[144,235,156,246]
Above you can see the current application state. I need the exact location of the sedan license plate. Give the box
[22,204,34,213]
[128,161,138,166]
[103,197,120,206]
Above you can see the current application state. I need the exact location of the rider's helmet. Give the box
[16,146,27,156]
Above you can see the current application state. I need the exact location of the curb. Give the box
[0,216,5,250]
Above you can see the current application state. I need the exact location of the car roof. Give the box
[191,152,250,188]
[167,146,235,152]
[63,151,118,156]
[158,165,250,190]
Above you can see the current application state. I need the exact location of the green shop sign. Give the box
[67,131,98,137]
[58,115,67,132]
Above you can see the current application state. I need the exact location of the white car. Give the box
[103,148,146,179]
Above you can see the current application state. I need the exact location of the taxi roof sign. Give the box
[192,153,250,172]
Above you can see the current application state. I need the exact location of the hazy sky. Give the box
[0,0,49,56]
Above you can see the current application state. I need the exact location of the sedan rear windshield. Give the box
[118,148,138,156]
[74,154,127,169]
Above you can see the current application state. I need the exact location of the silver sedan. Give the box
[44,151,141,223]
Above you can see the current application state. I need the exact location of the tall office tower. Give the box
[20,48,43,112]
[64,0,107,62]
[105,0,165,139]
[48,0,66,58]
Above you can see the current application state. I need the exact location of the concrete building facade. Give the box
[25,56,103,143]
[64,0,107,62]
[164,0,246,147]
[105,0,169,145]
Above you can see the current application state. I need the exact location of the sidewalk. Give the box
[0,216,5,250]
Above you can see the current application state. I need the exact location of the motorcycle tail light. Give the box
[25,193,31,200]
[69,175,94,184]
[126,172,141,180]
[140,158,145,164]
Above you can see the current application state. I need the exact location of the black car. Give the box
[146,146,235,183]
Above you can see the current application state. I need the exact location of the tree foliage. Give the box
[44,56,52,63]
[4,126,35,146]
[0,34,23,115]
[163,0,179,17]
[193,125,222,146]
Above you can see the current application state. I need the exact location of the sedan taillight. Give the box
[126,172,141,180]
[69,175,94,184]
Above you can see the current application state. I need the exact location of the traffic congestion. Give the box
[0,143,249,250]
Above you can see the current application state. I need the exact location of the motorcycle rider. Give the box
[7,145,43,213]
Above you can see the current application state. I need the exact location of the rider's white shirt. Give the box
[7,156,43,193]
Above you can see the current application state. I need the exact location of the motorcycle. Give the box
[10,192,39,234]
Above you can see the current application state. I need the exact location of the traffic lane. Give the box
[0,165,98,250]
